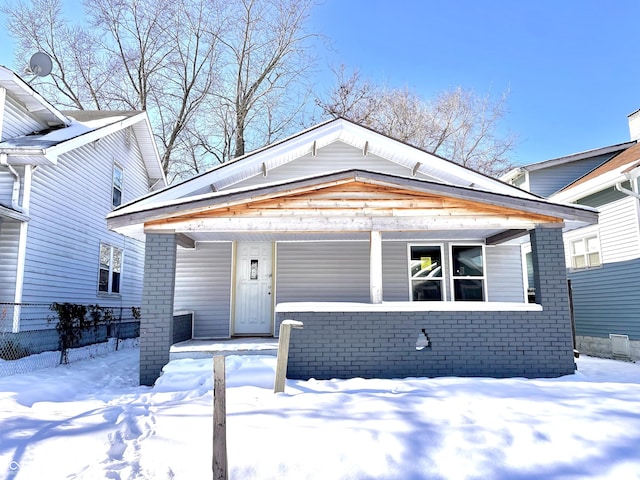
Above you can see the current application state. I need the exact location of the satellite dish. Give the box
[24,51,53,79]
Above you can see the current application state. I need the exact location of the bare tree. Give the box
[202,0,316,160]
[2,0,317,181]
[317,66,516,177]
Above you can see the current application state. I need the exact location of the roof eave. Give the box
[0,66,71,127]
[107,169,598,231]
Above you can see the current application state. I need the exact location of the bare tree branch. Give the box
[317,67,517,177]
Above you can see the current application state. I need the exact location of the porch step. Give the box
[169,338,278,361]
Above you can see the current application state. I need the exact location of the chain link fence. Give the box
[0,302,140,378]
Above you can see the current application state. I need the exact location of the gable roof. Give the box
[123,117,541,212]
[0,67,165,184]
[560,143,640,191]
[0,110,165,181]
[501,141,637,184]
[551,143,640,202]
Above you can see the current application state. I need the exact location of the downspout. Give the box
[0,153,22,211]
[0,156,34,333]
[615,180,640,200]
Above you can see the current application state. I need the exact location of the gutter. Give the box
[0,153,22,211]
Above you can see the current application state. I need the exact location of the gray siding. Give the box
[174,242,233,338]
[276,241,526,304]
[0,219,19,303]
[19,128,150,329]
[528,153,612,197]
[276,241,371,303]
[226,142,434,190]
[382,242,410,301]
[569,259,640,340]
[1,94,46,140]
[486,245,525,302]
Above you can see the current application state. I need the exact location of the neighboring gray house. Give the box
[0,66,166,349]
[502,110,640,361]
[107,117,597,385]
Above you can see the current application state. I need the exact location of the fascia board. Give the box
[44,112,148,159]
[137,114,166,185]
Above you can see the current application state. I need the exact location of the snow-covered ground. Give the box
[1,347,639,480]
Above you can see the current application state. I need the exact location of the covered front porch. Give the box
[108,170,598,385]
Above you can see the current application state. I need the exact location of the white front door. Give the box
[233,242,273,335]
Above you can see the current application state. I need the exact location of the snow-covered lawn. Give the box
[1,347,640,480]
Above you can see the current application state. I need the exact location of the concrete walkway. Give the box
[169,337,278,360]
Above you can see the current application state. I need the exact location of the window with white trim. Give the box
[112,164,123,208]
[99,243,123,294]
[570,236,601,269]
[451,245,485,301]
[409,245,444,301]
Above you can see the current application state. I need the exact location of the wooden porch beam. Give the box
[145,216,547,233]
[176,233,196,249]
[485,229,529,245]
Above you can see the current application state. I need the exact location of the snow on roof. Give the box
[0,112,140,150]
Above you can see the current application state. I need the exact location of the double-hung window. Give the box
[112,164,123,208]
[570,236,601,269]
[409,245,444,301]
[99,243,123,294]
[451,245,485,301]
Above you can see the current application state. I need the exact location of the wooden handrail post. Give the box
[273,320,304,393]
[213,356,228,480]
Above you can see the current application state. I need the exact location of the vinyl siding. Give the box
[19,128,150,329]
[527,153,612,197]
[276,241,371,303]
[275,241,525,304]
[569,258,640,340]
[382,242,410,301]
[1,94,47,140]
[485,244,526,302]
[598,197,640,263]
[174,242,233,338]
[226,141,434,190]
[0,219,19,303]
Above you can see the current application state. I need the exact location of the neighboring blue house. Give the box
[0,65,166,352]
[106,117,597,385]
[502,110,640,361]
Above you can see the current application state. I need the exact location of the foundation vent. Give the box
[609,334,631,360]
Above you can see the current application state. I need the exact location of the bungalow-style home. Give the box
[0,65,166,354]
[107,117,598,385]
[503,110,640,362]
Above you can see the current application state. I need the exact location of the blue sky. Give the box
[2,0,639,166]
